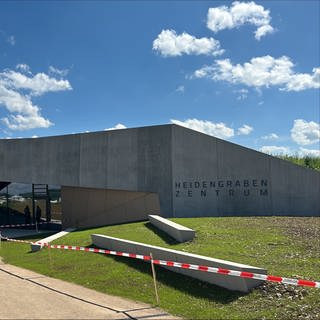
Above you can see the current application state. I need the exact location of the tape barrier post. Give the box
[150,253,160,305]
[48,243,53,270]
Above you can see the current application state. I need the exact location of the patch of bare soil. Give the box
[257,282,319,320]
[280,218,320,239]
[277,217,320,259]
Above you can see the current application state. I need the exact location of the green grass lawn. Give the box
[1,217,319,319]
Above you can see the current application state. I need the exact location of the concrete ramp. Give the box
[91,234,267,292]
[148,215,195,242]
[31,228,76,252]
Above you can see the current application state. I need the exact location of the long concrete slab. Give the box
[31,228,76,252]
[148,215,195,242]
[91,234,267,292]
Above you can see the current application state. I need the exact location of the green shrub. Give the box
[279,155,320,171]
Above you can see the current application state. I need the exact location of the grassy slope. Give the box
[1,217,319,319]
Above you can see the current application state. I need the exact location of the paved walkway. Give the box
[0,228,53,239]
[0,259,179,319]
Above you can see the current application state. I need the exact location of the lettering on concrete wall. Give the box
[174,179,269,198]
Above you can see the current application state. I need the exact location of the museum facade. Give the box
[0,124,319,228]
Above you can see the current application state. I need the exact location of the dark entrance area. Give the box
[0,182,62,231]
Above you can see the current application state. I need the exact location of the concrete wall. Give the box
[171,125,320,217]
[62,187,160,228]
[0,125,173,218]
[0,124,319,227]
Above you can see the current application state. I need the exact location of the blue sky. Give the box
[0,1,319,156]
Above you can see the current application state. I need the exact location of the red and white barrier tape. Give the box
[151,259,320,288]
[2,236,319,289]
[0,236,33,244]
[43,243,152,261]
[0,222,47,228]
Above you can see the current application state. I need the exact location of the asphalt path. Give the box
[0,259,179,319]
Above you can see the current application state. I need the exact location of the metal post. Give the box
[32,184,35,225]
[6,186,9,224]
[46,184,51,222]
[150,253,160,305]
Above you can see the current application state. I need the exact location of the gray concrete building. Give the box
[0,124,319,228]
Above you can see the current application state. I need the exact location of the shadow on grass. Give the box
[16,232,57,241]
[144,222,180,245]
[76,219,148,232]
[118,255,244,303]
[88,243,245,304]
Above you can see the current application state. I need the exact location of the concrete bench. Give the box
[91,234,267,292]
[148,215,195,243]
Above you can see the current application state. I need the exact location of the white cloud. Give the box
[285,67,320,92]
[193,56,320,92]
[153,29,224,57]
[194,68,208,78]
[2,114,52,131]
[49,66,69,77]
[193,65,212,79]
[255,24,274,40]
[7,35,15,46]
[207,1,274,40]
[260,145,290,155]
[298,147,320,158]
[291,119,320,146]
[0,64,72,130]
[0,31,16,46]
[262,133,279,140]
[1,69,71,96]
[104,123,127,131]
[170,118,234,139]
[234,88,248,100]
[260,144,319,158]
[237,124,253,135]
[176,85,185,93]
[16,64,31,73]
[0,84,39,115]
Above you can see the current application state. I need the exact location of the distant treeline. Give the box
[279,155,320,171]
[19,189,61,201]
